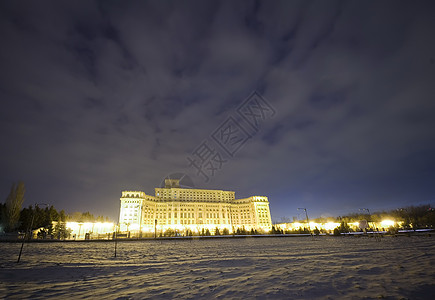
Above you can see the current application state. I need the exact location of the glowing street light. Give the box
[325,222,340,231]
[380,220,395,228]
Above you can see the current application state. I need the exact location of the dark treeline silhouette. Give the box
[0,182,25,232]
[1,182,110,236]
[19,205,65,236]
[0,203,110,238]
[0,203,68,237]
[335,204,435,230]
[279,205,434,235]
[66,211,110,223]
[390,205,435,229]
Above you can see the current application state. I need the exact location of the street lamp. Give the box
[228,205,235,236]
[298,208,311,235]
[114,223,118,257]
[78,222,83,240]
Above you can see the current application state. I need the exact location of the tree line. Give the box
[335,204,435,230]
[0,182,109,237]
[279,204,434,235]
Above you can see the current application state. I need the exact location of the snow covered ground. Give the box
[1,236,434,299]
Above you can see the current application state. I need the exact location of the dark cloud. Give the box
[0,0,434,221]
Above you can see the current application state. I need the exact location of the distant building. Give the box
[119,179,272,234]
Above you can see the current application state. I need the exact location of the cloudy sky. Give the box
[1,0,434,222]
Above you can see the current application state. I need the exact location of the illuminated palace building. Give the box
[119,179,272,235]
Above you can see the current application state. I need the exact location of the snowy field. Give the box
[1,236,434,299]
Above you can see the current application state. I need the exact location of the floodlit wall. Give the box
[65,222,115,239]
[119,182,272,234]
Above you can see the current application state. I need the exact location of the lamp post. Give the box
[228,204,235,236]
[114,223,118,258]
[78,222,83,240]
[17,203,48,263]
[298,208,311,235]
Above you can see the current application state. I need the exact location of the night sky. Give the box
[1,1,434,222]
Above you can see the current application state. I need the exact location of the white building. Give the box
[119,179,272,234]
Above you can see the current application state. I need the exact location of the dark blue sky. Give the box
[1,1,434,222]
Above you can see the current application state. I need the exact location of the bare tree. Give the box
[5,182,25,232]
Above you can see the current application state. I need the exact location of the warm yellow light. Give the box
[309,222,318,228]
[65,222,79,231]
[130,224,140,231]
[65,221,115,238]
[174,224,183,231]
[324,222,339,231]
[380,220,395,227]
[293,222,302,229]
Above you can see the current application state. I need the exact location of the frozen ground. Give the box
[1,236,434,299]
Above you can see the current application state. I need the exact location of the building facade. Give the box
[119,179,272,234]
